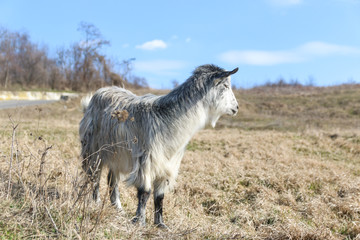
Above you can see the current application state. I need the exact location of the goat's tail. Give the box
[81,94,93,113]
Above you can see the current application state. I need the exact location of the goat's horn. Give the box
[219,67,238,79]
[214,67,239,85]
[228,67,239,75]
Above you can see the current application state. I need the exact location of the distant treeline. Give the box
[0,22,148,91]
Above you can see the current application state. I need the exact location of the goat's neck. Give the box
[155,101,209,156]
[154,82,213,152]
[157,86,208,129]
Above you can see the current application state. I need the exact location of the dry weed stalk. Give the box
[7,115,18,199]
[1,112,109,238]
[37,145,52,186]
[45,205,59,234]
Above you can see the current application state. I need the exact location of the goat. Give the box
[79,64,239,228]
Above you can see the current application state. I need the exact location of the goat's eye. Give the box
[224,83,230,89]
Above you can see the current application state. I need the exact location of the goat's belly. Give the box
[106,150,134,175]
[150,149,185,191]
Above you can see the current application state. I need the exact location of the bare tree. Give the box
[77,22,110,90]
[0,24,148,91]
[119,58,135,83]
[171,79,179,88]
[0,28,57,90]
[118,58,149,89]
[0,28,16,88]
[130,76,149,89]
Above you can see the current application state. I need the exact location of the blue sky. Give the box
[1,0,360,89]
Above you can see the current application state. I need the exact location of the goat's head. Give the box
[206,67,239,127]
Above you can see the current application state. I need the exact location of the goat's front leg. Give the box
[132,188,150,226]
[154,192,167,228]
[107,169,122,210]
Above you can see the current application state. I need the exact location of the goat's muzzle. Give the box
[231,105,239,116]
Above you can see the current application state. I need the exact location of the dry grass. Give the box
[0,85,360,239]
[222,84,360,131]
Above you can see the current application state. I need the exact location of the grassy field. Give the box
[0,85,360,239]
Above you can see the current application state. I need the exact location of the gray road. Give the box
[0,100,57,109]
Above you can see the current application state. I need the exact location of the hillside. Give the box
[220,84,360,131]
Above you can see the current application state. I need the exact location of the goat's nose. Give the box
[236,105,239,110]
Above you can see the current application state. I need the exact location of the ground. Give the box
[0,85,360,239]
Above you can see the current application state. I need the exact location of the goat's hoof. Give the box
[112,204,123,212]
[155,222,168,229]
[111,200,122,211]
[132,217,139,224]
[132,217,146,226]
[115,207,124,215]
[90,198,101,207]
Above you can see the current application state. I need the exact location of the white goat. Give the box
[79,64,239,227]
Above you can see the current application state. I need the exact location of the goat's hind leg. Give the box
[154,189,168,229]
[107,169,122,210]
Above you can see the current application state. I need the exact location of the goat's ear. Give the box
[214,67,239,85]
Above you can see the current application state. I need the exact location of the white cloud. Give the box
[220,41,360,66]
[335,0,360,4]
[267,0,302,6]
[185,37,191,43]
[299,41,359,55]
[220,50,301,66]
[134,60,186,73]
[136,39,167,50]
